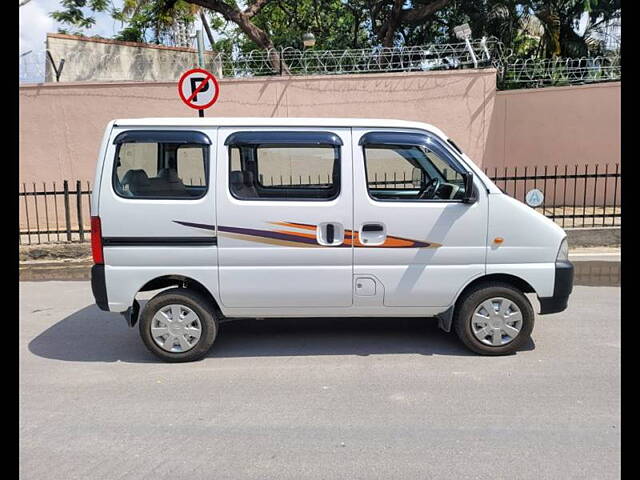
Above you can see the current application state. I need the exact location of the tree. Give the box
[112,0,199,45]
[367,0,453,47]
[182,0,290,70]
[50,0,199,44]
[525,0,620,57]
[50,0,110,35]
[49,0,620,62]
[183,0,370,71]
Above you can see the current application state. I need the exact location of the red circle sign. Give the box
[177,68,220,110]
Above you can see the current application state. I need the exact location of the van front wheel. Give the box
[453,283,534,355]
[139,288,218,363]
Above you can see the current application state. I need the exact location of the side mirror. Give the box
[462,171,477,204]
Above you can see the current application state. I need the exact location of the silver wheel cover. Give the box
[471,297,523,346]
[150,304,202,353]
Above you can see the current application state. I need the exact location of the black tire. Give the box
[453,282,534,356]
[139,288,218,363]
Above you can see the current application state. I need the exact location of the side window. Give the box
[116,143,158,179]
[113,131,209,199]
[177,145,207,186]
[363,136,467,202]
[425,150,464,185]
[226,132,341,201]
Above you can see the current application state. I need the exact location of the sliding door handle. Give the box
[326,223,335,244]
[317,222,343,246]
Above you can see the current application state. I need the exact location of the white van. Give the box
[90,117,573,362]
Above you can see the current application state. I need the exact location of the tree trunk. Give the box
[376,0,452,47]
[381,0,404,48]
[536,7,561,58]
[185,0,289,74]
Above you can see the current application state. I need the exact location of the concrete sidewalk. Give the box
[569,247,620,262]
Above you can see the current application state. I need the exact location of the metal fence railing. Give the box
[483,163,620,228]
[19,180,92,245]
[19,37,620,89]
[19,163,620,245]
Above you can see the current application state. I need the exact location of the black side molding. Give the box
[91,264,109,311]
[103,237,217,246]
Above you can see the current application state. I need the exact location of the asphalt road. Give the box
[20,282,620,479]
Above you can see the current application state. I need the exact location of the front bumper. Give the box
[538,260,574,314]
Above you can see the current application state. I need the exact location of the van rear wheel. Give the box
[139,288,218,363]
[453,282,534,356]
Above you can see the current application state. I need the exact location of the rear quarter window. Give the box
[113,133,209,199]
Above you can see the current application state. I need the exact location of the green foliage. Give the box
[49,0,620,59]
[50,0,110,33]
[203,0,371,54]
[111,0,198,44]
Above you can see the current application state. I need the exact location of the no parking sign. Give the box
[178,68,220,114]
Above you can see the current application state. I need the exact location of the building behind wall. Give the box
[45,33,223,83]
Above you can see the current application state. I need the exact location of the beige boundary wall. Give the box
[19,70,619,185]
[484,82,620,171]
[19,69,496,185]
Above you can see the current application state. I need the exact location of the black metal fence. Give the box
[19,180,91,245]
[19,163,620,245]
[483,163,620,228]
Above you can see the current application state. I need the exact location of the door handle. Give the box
[359,223,386,246]
[317,222,343,246]
[326,223,335,244]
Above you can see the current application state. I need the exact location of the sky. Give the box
[19,0,212,83]
[19,0,210,55]
[19,0,130,55]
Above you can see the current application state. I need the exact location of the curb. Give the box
[565,227,620,248]
[20,261,92,281]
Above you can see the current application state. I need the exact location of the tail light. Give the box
[91,216,104,264]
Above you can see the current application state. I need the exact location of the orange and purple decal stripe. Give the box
[217,224,327,248]
[174,220,440,248]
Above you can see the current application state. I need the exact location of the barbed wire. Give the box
[19,36,620,88]
[222,38,498,77]
[497,54,620,88]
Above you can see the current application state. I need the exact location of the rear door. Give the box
[352,128,488,308]
[216,128,353,309]
[98,127,217,267]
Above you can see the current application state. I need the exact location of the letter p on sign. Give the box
[178,68,220,111]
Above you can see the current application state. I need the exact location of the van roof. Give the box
[113,117,447,137]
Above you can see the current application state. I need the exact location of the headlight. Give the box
[556,238,569,262]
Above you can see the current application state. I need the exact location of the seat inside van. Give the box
[230,170,258,198]
[120,168,189,197]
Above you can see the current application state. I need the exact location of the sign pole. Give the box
[196,30,205,118]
